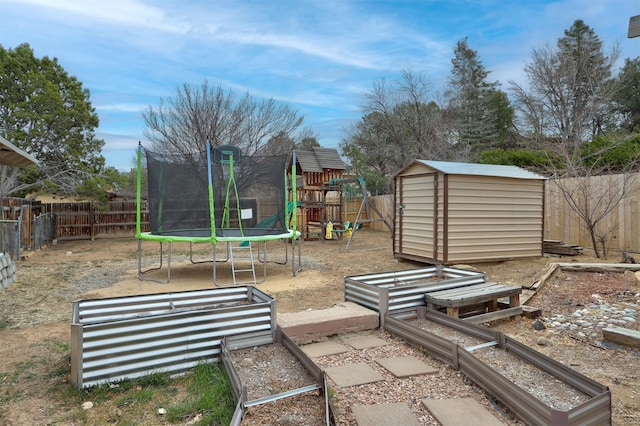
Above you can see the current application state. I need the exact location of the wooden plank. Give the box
[529,262,560,291]
[424,283,521,308]
[557,263,640,272]
[425,282,502,298]
[522,305,542,319]
[463,306,523,324]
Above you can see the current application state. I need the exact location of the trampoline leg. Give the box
[292,235,302,276]
[213,243,231,287]
[213,244,219,285]
[259,240,267,284]
[138,240,170,284]
[167,242,171,282]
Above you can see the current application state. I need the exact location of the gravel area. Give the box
[230,329,524,425]
[230,344,326,426]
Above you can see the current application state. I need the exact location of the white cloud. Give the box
[5,0,186,32]
[95,103,147,113]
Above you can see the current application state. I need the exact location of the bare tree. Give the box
[143,80,305,158]
[360,70,461,162]
[509,20,620,150]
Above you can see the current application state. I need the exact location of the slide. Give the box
[240,201,300,246]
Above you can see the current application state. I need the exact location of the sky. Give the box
[1,0,640,171]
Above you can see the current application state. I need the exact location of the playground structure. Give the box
[291,148,391,247]
[136,143,301,285]
[326,177,391,249]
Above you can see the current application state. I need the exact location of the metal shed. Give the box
[394,160,546,264]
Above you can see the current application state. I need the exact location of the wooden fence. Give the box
[544,173,640,254]
[0,199,149,248]
[50,201,148,241]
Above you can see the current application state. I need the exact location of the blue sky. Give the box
[1,0,640,171]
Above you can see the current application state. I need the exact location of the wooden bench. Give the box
[425,282,522,323]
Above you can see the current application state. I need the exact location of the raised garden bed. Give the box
[344,266,486,325]
[71,286,276,389]
[384,307,611,425]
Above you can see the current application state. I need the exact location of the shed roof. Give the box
[294,147,346,172]
[398,159,546,180]
[0,135,39,168]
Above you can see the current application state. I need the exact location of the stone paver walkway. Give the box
[422,398,505,426]
[342,334,389,349]
[299,325,506,425]
[324,362,384,387]
[351,402,421,426]
[299,340,348,358]
[375,355,439,378]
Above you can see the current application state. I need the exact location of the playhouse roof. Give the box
[294,147,346,173]
[397,159,546,180]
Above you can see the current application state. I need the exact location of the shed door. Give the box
[397,173,438,260]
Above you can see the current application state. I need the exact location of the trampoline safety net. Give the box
[144,147,289,239]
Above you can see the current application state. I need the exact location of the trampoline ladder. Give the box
[229,242,257,285]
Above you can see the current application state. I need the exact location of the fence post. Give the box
[90,204,95,241]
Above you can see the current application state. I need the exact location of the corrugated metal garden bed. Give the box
[71,286,276,389]
[344,266,486,320]
[384,307,611,426]
[221,330,331,426]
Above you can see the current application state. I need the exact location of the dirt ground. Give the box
[0,229,639,425]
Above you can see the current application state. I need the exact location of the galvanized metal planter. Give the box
[221,331,331,426]
[71,286,276,389]
[344,266,486,325]
[385,308,611,426]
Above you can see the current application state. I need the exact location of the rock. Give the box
[81,401,93,410]
[537,337,552,346]
[533,319,546,331]
[239,357,254,367]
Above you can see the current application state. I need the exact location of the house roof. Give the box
[294,147,346,172]
[397,159,546,180]
[0,135,39,168]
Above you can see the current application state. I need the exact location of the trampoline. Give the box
[136,142,301,285]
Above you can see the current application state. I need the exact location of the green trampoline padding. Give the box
[138,228,297,244]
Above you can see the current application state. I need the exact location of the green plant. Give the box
[165,362,234,425]
[117,387,155,408]
[136,371,172,387]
